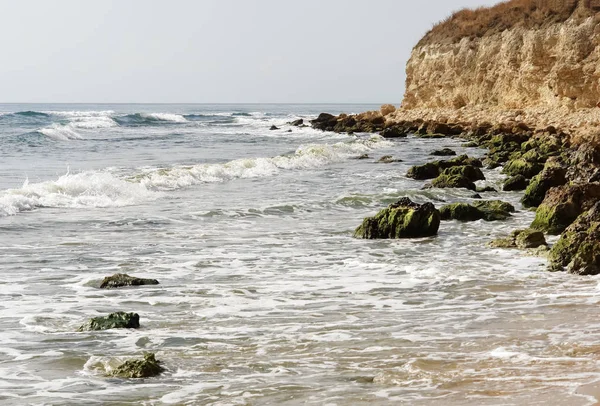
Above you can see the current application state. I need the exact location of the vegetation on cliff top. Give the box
[419,0,596,46]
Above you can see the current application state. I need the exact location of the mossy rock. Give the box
[441,165,485,182]
[489,229,546,249]
[445,155,482,168]
[521,160,567,208]
[406,162,441,180]
[502,159,543,179]
[111,353,164,379]
[430,148,457,156]
[476,186,498,193]
[462,141,479,148]
[439,203,484,222]
[530,184,600,235]
[354,197,440,239]
[79,312,140,331]
[378,155,402,163]
[503,175,528,191]
[100,273,159,289]
[429,173,476,191]
[549,202,600,275]
[472,200,515,221]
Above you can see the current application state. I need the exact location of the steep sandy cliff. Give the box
[393,0,600,141]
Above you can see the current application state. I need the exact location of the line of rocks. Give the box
[78,273,164,378]
[311,107,599,275]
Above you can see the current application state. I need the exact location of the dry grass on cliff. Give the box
[419,0,594,46]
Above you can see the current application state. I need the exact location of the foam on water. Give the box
[0,172,158,217]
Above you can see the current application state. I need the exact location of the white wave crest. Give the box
[69,116,118,129]
[137,135,393,190]
[141,113,188,123]
[0,172,158,217]
[44,110,115,118]
[38,125,83,141]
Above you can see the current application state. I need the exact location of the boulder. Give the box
[521,159,567,208]
[100,273,159,289]
[79,312,140,331]
[429,173,477,191]
[503,175,528,191]
[440,165,485,182]
[111,353,164,379]
[354,198,440,239]
[378,155,402,163]
[502,158,543,179]
[380,126,408,138]
[406,155,482,180]
[289,119,304,126]
[311,113,337,131]
[531,183,600,235]
[489,229,547,249]
[440,203,485,222]
[269,125,279,131]
[380,104,396,116]
[549,202,600,275]
[430,148,457,156]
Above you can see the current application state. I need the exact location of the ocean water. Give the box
[1,104,600,405]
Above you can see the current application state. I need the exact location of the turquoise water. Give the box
[1,104,599,405]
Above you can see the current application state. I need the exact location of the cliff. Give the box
[392,0,600,142]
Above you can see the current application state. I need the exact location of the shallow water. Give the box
[1,104,600,405]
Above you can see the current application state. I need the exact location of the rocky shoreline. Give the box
[311,105,600,276]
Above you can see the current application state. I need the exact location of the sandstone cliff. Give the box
[392,0,600,142]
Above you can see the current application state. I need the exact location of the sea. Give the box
[1,103,600,405]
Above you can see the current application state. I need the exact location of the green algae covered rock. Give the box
[521,159,567,208]
[100,273,159,289]
[503,175,528,191]
[79,312,140,331]
[502,158,544,179]
[530,183,600,235]
[439,203,483,222]
[354,198,440,239]
[489,229,547,249]
[406,155,483,180]
[111,353,164,378]
[473,200,515,221]
[430,148,456,157]
[549,202,600,275]
[430,173,476,191]
[441,165,485,182]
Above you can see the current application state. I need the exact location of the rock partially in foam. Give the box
[354,197,440,239]
[78,312,140,331]
[110,353,164,379]
[100,273,159,289]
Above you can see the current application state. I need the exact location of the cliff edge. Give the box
[392,0,600,142]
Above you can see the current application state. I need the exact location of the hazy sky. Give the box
[0,0,499,103]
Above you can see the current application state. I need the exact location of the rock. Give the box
[311,113,337,131]
[462,141,479,148]
[79,312,140,331]
[429,173,477,191]
[355,154,369,160]
[354,198,440,239]
[472,200,515,220]
[269,125,279,131]
[380,104,396,116]
[378,155,402,163]
[417,133,446,139]
[549,202,600,275]
[440,200,514,221]
[287,129,292,133]
[289,119,304,126]
[380,126,408,138]
[440,203,485,221]
[521,159,567,208]
[502,158,544,179]
[100,273,159,289]
[470,193,482,199]
[406,155,482,180]
[531,183,600,235]
[440,165,485,182]
[515,229,547,249]
[489,229,547,249]
[430,148,457,156]
[503,174,528,191]
[476,186,498,193]
[111,353,164,379]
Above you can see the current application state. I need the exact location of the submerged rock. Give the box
[269,125,279,131]
[354,197,440,239]
[430,148,457,156]
[549,202,600,275]
[476,186,498,193]
[503,174,528,191]
[111,353,164,379]
[489,229,547,249]
[79,312,140,331]
[378,155,402,163]
[100,273,159,289]
[530,183,600,235]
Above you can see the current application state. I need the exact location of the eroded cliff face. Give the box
[402,14,600,112]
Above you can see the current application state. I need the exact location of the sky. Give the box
[0,0,499,104]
